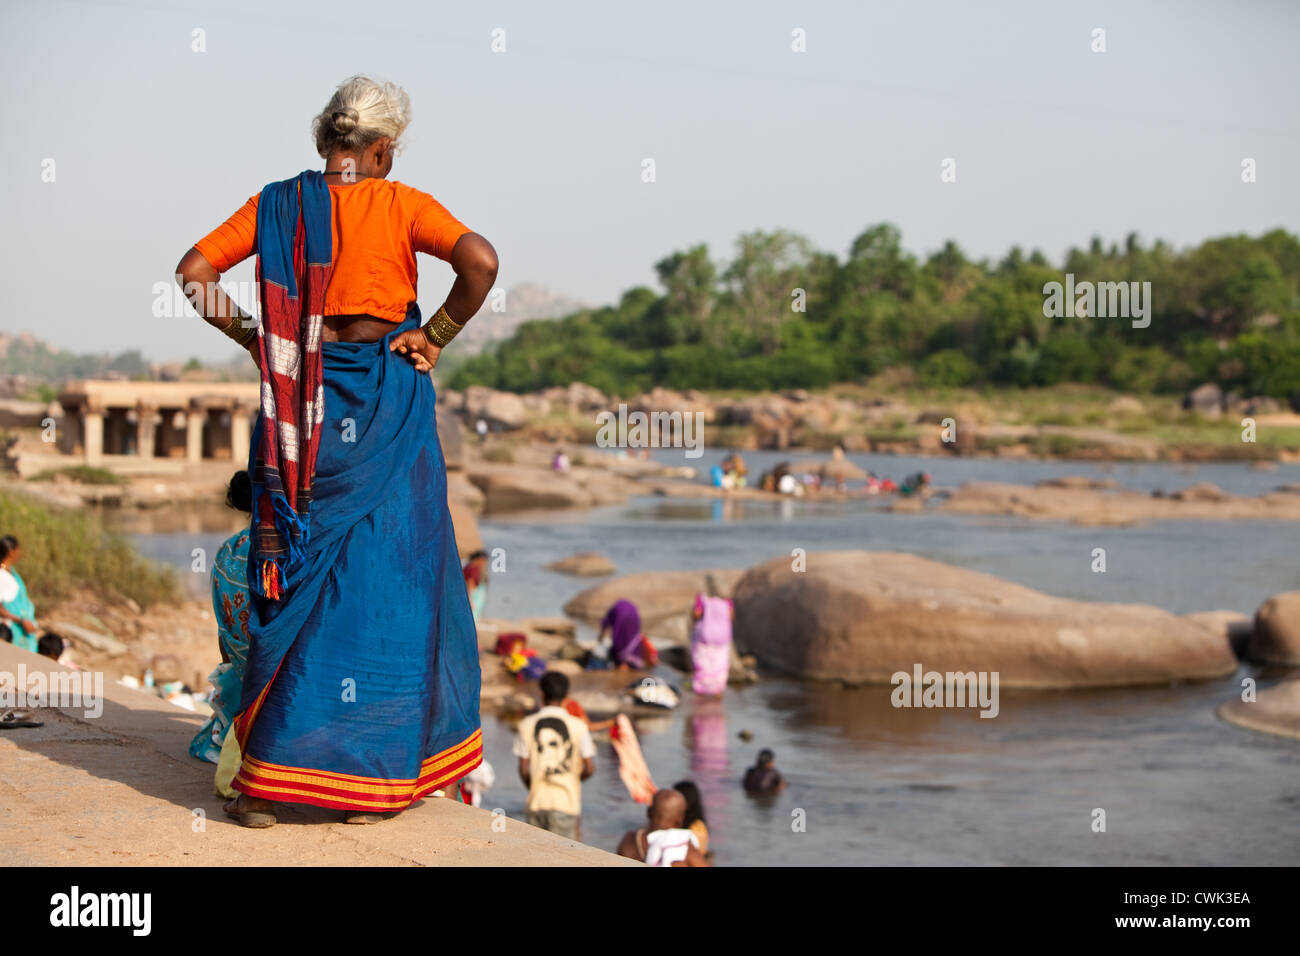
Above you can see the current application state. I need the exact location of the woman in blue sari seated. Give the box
[176,76,497,827]
[189,471,253,794]
[0,535,39,653]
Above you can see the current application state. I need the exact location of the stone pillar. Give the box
[230,406,251,464]
[136,405,157,459]
[83,406,103,465]
[58,401,82,456]
[186,404,205,464]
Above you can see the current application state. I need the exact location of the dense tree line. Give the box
[448,226,1300,400]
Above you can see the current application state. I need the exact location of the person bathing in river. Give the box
[616,788,710,866]
[674,779,710,857]
[514,671,596,840]
[690,575,733,697]
[743,748,787,795]
[177,75,496,827]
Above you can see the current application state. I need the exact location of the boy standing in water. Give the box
[514,671,596,839]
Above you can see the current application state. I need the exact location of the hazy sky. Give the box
[1,0,1296,361]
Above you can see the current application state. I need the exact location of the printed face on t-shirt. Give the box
[534,718,573,778]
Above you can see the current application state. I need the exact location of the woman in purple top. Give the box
[598,599,657,669]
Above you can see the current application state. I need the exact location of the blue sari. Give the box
[2,568,37,653]
[231,309,482,811]
[189,529,251,763]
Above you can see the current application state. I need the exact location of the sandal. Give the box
[0,710,43,729]
[224,796,276,828]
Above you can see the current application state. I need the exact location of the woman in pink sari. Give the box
[690,576,733,697]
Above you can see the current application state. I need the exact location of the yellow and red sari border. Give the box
[232,729,483,812]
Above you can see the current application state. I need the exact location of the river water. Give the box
[110,452,1300,865]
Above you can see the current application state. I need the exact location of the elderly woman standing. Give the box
[176,76,497,827]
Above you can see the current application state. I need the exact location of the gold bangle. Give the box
[221,311,257,347]
[422,306,463,348]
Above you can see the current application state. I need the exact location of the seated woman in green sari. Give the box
[0,535,40,653]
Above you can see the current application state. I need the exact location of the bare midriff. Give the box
[322,314,400,343]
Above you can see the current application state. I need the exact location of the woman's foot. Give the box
[224,794,277,828]
[344,811,396,825]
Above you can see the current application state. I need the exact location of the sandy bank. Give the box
[0,641,633,866]
[937,479,1300,525]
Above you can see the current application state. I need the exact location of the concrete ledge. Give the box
[0,642,634,866]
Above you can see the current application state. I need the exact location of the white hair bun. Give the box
[313,76,412,159]
[331,107,360,133]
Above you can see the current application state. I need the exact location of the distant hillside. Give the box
[0,332,150,385]
[456,283,586,355]
[0,331,256,398]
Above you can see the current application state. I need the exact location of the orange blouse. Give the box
[193,178,471,322]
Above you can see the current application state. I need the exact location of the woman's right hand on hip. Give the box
[390,329,442,374]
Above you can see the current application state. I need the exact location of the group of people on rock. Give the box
[711,452,749,489]
[710,447,935,501]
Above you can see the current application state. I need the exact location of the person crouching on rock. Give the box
[595,599,658,670]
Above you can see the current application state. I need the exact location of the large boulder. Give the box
[521,393,552,416]
[1183,382,1224,417]
[1184,610,1253,660]
[570,382,609,411]
[436,410,466,470]
[466,464,595,512]
[546,552,616,577]
[448,497,483,559]
[1172,482,1227,502]
[541,381,609,414]
[461,385,528,430]
[563,568,745,641]
[446,471,486,513]
[790,449,867,483]
[567,467,631,506]
[731,551,1238,688]
[1107,396,1145,416]
[626,387,705,418]
[1241,395,1281,415]
[1248,592,1300,665]
[714,396,799,449]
